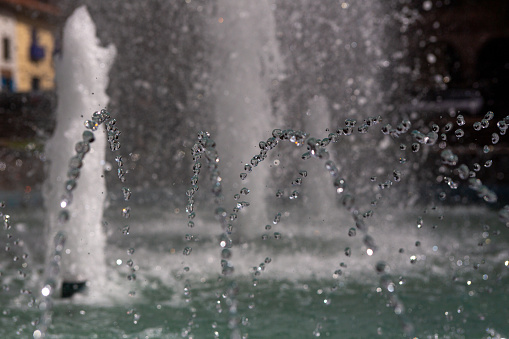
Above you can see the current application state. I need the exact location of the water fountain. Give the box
[43,5,116,295]
[0,1,508,338]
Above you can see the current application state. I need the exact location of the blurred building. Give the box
[412,0,509,115]
[0,0,61,92]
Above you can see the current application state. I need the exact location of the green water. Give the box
[1,206,508,338]
[1,274,508,338]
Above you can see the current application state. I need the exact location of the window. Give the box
[31,77,40,91]
[3,38,11,61]
[1,69,13,92]
[30,29,45,62]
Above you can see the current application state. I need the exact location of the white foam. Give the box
[43,6,116,290]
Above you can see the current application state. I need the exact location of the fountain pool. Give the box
[1,197,509,338]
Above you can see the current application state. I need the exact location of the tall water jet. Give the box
[43,6,116,295]
[301,95,337,210]
[209,0,284,235]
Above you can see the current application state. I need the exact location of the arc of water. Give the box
[187,131,242,338]
[186,116,424,336]
[35,108,118,337]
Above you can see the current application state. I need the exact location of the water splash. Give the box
[43,5,116,289]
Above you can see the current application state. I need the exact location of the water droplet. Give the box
[426,131,438,145]
[289,190,299,200]
[219,233,233,248]
[364,235,376,253]
[275,190,284,198]
[344,247,351,257]
[498,205,509,226]
[272,129,283,139]
[118,168,126,182]
[473,121,481,131]
[358,124,369,134]
[121,187,131,201]
[381,124,392,135]
[481,119,489,129]
[82,130,95,143]
[345,118,356,127]
[240,187,250,195]
[456,115,465,126]
[325,160,339,177]
[91,110,104,123]
[492,133,500,144]
[348,227,356,237]
[363,210,374,218]
[378,180,392,190]
[411,130,428,144]
[122,207,131,218]
[240,173,247,180]
[444,176,458,189]
[60,193,72,208]
[292,177,302,185]
[273,212,281,224]
[67,167,81,180]
[334,178,346,193]
[441,149,458,166]
[273,232,281,240]
[301,152,311,160]
[455,129,464,138]
[84,120,98,131]
[393,170,402,182]
[497,120,508,133]
[122,225,130,235]
[183,247,192,255]
[250,156,261,167]
[215,207,227,220]
[426,53,436,64]
[376,261,387,273]
[58,210,70,224]
[444,122,453,132]
[457,164,469,180]
[484,160,492,168]
[220,249,232,260]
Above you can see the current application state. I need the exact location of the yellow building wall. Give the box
[14,17,55,92]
